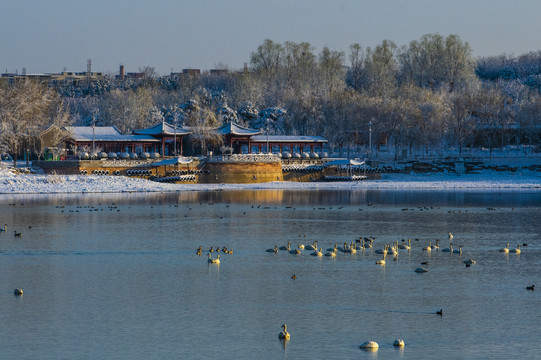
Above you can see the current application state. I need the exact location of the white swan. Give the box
[324,249,337,257]
[415,267,428,273]
[376,253,386,265]
[298,244,305,250]
[453,245,463,255]
[463,259,476,265]
[431,239,440,250]
[510,244,521,254]
[364,238,373,249]
[393,339,405,347]
[266,245,278,253]
[441,243,453,253]
[305,241,318,251]
[290,248,301,255]
[423,242,432,251]
[278,324,290,340]
[499,243,510,253]
[399,239,411,250]
[279,241,291,251]
[389,242,398,255]
[360,341,379,350]
[208,253,220,264]
[375,245,388,255]
[449,232,453,241]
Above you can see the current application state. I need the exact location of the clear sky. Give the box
[2,0,540,76]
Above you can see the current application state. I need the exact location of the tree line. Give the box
[2,33,541,163]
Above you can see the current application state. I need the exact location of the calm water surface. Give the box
[0,190,540,359]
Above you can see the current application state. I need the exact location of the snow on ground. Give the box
[0,162,539,194]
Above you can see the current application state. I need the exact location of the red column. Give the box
[161,138,165,158]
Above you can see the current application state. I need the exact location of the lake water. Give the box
[0,190,539,359]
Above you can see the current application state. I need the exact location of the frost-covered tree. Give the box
[253,107,288,134]
[471,85,511,157]
[318,46,345,97]
[187,107,222,155]
[0,80,60,166]
[98,87,155,133]
[250,39,284,81]
[236,101,259,127]
[398,33,475,92]
[364,40,398,97]
[346,43,367,92]
[216,103,238,125]
[516,93,541,148]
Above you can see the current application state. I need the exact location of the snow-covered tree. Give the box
[0,80,60,166]
[216,103,238,125]
[236,102,259,127]
[252,107,288,134]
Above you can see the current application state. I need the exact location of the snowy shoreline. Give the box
[0,166,540,194]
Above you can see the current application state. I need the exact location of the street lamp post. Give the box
[92,113,96,157]
[368,120,372,159]
[266,118,270,154]
[173,114,177,156]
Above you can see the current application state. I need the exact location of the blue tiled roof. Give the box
[216,122,261,136]
[133,122,192,136]
[65,126,160,142]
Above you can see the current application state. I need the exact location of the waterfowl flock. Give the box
[262,233,491,272]
[1,199,535,359]
[259,232,530,280]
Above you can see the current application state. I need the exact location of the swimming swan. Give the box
[324,248,337,257]
[208,253,220,264]
[393,339,405,347]
[360,341,379,350]
[278,324,290,340]
[499,243,510,253]
[279,241,291,251]
[510,244,521,254]
[399,239,411,250]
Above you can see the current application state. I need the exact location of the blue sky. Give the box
[2,0,540,76]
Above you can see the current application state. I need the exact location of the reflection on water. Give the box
[0,190,539,359]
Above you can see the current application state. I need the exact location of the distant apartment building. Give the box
[1,71,104,86]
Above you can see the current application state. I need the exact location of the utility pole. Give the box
[92,113,96,157]
[368,120,372,159]
[266,118,270,154]
[173,113,177,156]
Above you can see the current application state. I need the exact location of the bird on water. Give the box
[278,324,290,340]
